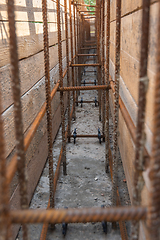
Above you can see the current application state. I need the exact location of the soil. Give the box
[17,54,130,240]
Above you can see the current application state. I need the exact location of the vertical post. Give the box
[131,0,151,239]
[105,0,110,173]
[7,0,28,238]
[112,0,121,229]
[69,0,76,120]
[101,0,105,141]
[147,3,160,239]
[64,0,70,143]
[56,0,66,175]
[0,89,10,239]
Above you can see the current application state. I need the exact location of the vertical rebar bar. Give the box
[105,0,110,173]
[74,3,78,104]
[0,88,10,240]
[131,0,151,239]
[7,0,28,238]
[69,0,76,120]
[112,0,121,228]
[147,4,160,239]
[96,0,101,122]
[56,0,66,175]
[101,0,105,141]
[42,0,55,207]
[64,0,70,143]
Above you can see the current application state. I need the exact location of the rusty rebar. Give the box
[64,0,71,144]
[42,0,55,209]
[131,1,151,239]
[0,87,10,240]
[71,63,100,67]
[7,0,28,238]
[105,0,110,174]
[112,0,121,228]
[58,85,110,92]
[101,0,105,141]
[96,0,101,122]
[69,0,76,120]
[73,3,78,106]
[147,2,160,240]
[10,206,147,224]
[56,0,66,175]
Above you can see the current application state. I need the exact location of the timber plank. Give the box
[0,21,69,67]
[0,40,67,112]
[110,0,157,22]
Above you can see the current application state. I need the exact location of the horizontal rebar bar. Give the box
[10,206,147,224]
[58,85,110,92]
[71,63,100,67]
[76,3,96,7]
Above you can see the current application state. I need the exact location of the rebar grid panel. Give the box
[96,0,101,122]
[10,206,147,224]
[6,67,70,186]
[147,3,160,239]
[0,89,10,240]
[69,0,76,120]
[40,105,74,240]
[105,0,110,174]
[131,0,151,239]
[42,0,55,209]
[7,0,28,238]
[64,0,71,143]
[56,0,66,175]
[101,0,105,141]
[112,0,121,217]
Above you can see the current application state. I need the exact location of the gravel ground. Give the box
[17,54,130,240]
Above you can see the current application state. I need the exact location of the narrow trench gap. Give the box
[17,49,130,240]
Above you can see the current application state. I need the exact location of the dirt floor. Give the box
[17,54,130,240]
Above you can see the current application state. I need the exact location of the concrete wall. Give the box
[104,0,159,239]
